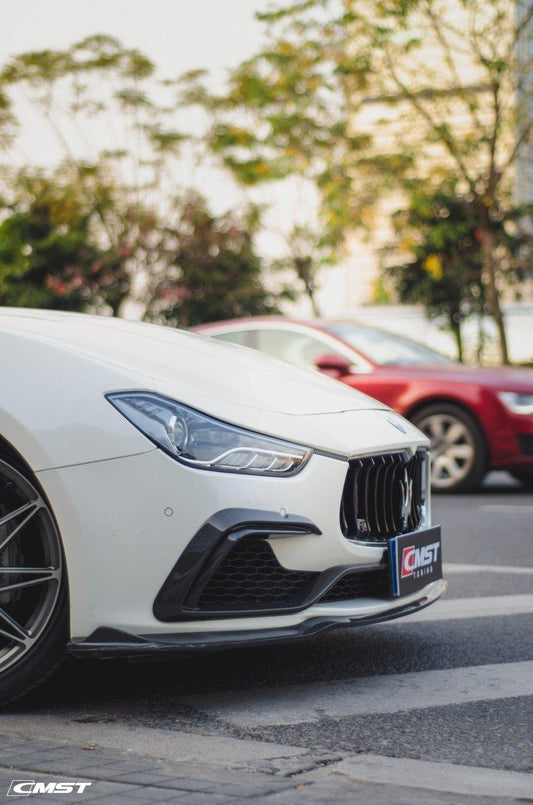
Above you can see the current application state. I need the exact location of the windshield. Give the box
[325,322,455,366]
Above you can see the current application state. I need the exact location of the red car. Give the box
[194,318,533,492]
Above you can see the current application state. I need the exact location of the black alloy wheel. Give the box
[0,457,67,705]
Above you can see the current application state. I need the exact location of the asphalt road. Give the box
[1,471,532,804]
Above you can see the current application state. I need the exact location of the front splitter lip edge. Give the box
[68,578,447,660]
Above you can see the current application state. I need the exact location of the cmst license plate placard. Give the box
[389,525,443,598]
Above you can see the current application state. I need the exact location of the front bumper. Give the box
[68,578,447,659]
[36,437,441,645]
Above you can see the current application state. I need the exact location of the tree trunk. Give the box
[450,314,464,362]
[477,209,510,365]
[304,283,321,317]
[476,314,486,366]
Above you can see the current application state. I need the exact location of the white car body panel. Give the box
[37,448,432,638]
[0,308,425,465]
[0,308,442,649]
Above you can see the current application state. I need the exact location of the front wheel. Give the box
[411,403,488,493]
[0,457,68,706]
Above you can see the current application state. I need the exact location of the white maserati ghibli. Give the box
[0,308,445,704]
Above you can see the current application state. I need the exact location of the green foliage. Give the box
[184,0,532,363]
[0,170,119,311]
[0,34,186,195]
[144,193,292,327]
[181,1,386,249]
[386,188,484,311]
[0,34,304,324]
[385,184,532,359]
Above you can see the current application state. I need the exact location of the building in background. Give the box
[313,0,533,313]
[516,0,533,210]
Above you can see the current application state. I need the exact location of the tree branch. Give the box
[423,0,486,137]
[501,119,533,175]
[383,46,478,195]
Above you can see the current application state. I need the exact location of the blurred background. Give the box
[0,0,531,365]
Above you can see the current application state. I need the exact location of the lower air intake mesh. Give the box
[196,539,391,612]
[319,568,389,603]
[196,538,316,611]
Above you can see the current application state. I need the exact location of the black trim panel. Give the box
[153,508,325,622]
[69,585,445,660]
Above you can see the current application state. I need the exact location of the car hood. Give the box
[379,362,533,391]
[1,309,429,465]
[0,308,383,416]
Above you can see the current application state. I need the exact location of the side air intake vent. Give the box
[196,538,316,611]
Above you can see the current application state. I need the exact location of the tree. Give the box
[0,169,109,310]
[186,0,533,364]
[272,223,335,317]
[385,187,486,362]
[0,36,186,315]
[0,164,164,315]
[385,184,532,361]
[0,35,184,191]
[144,192,292,327]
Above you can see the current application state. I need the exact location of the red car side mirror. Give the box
[314,353,352,378]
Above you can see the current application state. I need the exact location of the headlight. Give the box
[107,392,312,476]
[497,392,533,415]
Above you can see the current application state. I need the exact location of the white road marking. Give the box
[479,504,533,513]
[394,593,533,622]
[444,563,533,575]
[190,660,533,727]
[331,754,533,799]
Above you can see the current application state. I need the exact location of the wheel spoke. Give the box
[0,500,39,528]
[447,444,474,460]
[432,455,447,481]
[0,461,63,677]
[424,416,445,439]
[445,422,467,445]
[0,606,32,645]
[0,568,60,594]
[0,501,41,554]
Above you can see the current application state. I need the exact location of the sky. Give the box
[2,1,313,242]
[3,0,267,77]
[3,0,268,167]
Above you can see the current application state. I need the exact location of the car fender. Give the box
[0,331,156,472]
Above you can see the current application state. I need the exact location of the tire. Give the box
[509,469,533,489]
[0,456,68,706]
[411,403,488,493]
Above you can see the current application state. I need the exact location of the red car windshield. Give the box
[325,323,455,366]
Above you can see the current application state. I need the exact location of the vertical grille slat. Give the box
[382,457,396,535]
[341,449,427,543]
[390,455,405,534]
[364,458,376,534]
[374,457,387,537]
[407,453,422,532]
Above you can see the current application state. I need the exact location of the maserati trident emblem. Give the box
[399,470,413,528]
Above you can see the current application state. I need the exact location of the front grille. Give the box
[319,568,390,603]
[196,538,316,611]
[518,434,533,456]
[341,449,427,543]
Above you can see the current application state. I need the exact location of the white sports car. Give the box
[0,308,445,704]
